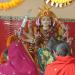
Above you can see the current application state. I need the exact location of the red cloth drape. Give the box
[0,19,21,55]
[64,22,75,53]
[64,22,75,37]
[0,19,75,54]
[0,19,9,55]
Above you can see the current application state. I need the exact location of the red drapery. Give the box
[0,19,9,55]
[0,19,75,54]
[64,22,75,53]
[0,19,22,55]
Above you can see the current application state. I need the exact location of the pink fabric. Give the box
[0,41,38,75]
[0,19,22,54]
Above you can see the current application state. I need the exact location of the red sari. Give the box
[45,54,75,75]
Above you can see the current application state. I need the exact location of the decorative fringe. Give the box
[0,16,75,22]
[45,0,72,8]
[59,18,75,22]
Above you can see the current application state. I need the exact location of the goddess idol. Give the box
[22,5,68,74]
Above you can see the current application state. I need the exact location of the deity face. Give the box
[41,16,51,27]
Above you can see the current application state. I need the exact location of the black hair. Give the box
[46,37,59,51]
[55,41,71,56]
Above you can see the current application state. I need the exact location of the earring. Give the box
[36,18,40,27]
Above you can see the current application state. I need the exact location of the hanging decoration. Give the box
[0,0,24,10]
[45,0,72,8]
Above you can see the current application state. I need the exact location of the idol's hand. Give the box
[67,37,73,45]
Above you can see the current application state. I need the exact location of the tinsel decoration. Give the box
[45,0,72,8]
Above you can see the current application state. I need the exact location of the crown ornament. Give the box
[38,5,56,18]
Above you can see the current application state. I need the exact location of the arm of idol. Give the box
[21,19,36,44]
[34,18,42,45]
[67,37,73,45]
[22,20,34,39]
[23,18,41,44]
[64,25,73,45]
[62,25,69,39]
[27,20,33,37]
[54,18,64,26]
[35,18,41,37]
[35,18,41,36]
[23,19,41,44]
[36,18,40,28]
[22,18,40,44]
[18,16,28,37]
[53,20,56,27]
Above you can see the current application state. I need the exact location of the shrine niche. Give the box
[0,6,75,74]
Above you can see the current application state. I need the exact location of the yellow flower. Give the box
[43,50,49,57]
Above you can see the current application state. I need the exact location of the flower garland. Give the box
[45,0,72,7]
[0,0,24,10]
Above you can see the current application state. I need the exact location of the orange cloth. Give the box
[45,54,75,75]
[0,54,6,64]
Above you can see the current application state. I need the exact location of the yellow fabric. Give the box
[51,0,72,3]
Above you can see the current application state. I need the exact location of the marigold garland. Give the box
[0,0,24,10]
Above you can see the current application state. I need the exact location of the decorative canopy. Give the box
[45,0,72,8]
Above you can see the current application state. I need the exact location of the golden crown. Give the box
[38,5,57,18]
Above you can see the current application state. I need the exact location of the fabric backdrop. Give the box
[0,18,75,54]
